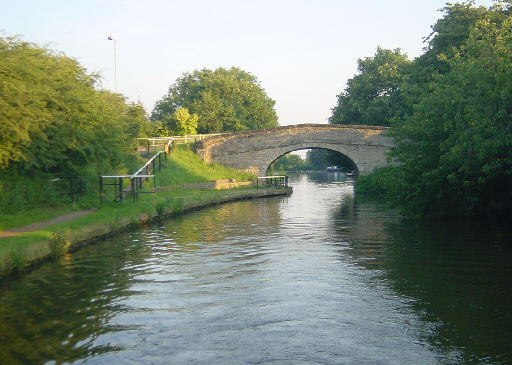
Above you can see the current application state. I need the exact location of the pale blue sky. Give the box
[1,0,495,125]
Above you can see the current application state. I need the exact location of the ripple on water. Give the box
[1,173,511,364]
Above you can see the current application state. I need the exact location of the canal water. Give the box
[1,172,511,364]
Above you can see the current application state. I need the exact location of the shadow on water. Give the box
[0,171,511,364]
[0,235,148,363]
[333,192,512,364]
[0,198,287,364]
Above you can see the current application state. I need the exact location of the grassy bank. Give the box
[0,144,290,277]
[0,144,253,230]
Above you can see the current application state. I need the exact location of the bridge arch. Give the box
[195,124,394,176]
[266,146,359,175]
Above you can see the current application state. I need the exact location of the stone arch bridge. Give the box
[195,124,394,176]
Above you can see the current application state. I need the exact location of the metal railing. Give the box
[166,133,223,143]
[49,176,83,203]
[256,175,289,189]
[137,134,223,155]
[100,139,174,204]
[137,137,174,156]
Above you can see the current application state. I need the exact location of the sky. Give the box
[1,0,496,126]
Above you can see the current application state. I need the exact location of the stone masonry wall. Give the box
[195,124,394,176]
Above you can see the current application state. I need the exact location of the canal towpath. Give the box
[0,186,292,277]
[0,208,98,239]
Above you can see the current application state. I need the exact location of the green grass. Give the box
[159,144,255,185]
[0,143,254,231]
[0,206,76,231]
[0,187,262,264]
[0,143,266,273]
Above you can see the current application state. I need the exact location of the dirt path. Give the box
[0,208,97,239]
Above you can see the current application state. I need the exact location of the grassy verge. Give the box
[0,143,290,276]
[0,188,244,255]
[0,186,289,275]
[160,143,255,185]
[0,206,78,231]
[0,144,253,231]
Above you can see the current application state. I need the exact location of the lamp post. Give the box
[107,35,117,91]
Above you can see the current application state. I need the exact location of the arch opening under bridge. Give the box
[267,147,359,176]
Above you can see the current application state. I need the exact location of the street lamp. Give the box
[107,35,117,91]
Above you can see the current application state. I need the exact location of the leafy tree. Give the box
[401,1,491,111]
[329,3,493,130]
[0,35,149,211]
[306,149,357,171]
[174,107,198,135]
[160,107,198,135]
[329,47,411,126]
[306,149,330,170]
[151,67,278,133]
[362,3,512,216]
[269,154,307,174]
[414,1,489,77]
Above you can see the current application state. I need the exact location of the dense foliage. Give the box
[339,1,512,217]
[0,36,150,212]
[329,47,411,127]
[269,154,308,174]
[151,67,279,133]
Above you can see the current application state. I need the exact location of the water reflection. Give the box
[0,236,146,363]
[329,182,512,364]
[375,219,512,364]
[0,172,510,364]
[160,197,284,246]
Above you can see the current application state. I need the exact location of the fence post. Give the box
[119,177,123,202]
[99,176,103,206]
[130,176,136,202]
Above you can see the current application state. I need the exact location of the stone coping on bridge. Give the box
[196,124,389,146]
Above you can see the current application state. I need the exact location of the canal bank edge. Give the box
[0,186,292,278]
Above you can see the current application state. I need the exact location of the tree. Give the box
[306,149,357,171]
[387,4,512,216]
[306,149,330,170]
[414,1,489,77]
[151,67,278,133]
[0,35,149,211]
[354,1,512,216]
[329,47,411,126]
[173,107,198,135]
[401,1,491,110]
[269,154,307,173]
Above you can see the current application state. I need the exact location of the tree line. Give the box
[3,1,508,217]
[0,36,278,212]
[330,1,512,217]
